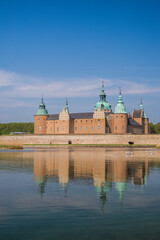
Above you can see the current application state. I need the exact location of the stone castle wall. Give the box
[0,134,160,145]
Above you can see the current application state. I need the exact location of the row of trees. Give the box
[0,122,34,135]
[149,122,160,134]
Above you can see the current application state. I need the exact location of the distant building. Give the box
[34,82,149,135]
[10,132,28,135]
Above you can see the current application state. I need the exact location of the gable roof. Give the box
[132,109,142,118]
[128,118,141,126]
[47,114,59,120]
[70,112,93,119]
[47,112,94,120]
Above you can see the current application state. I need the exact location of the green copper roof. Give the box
[114,89,127,114]
[65,98,69,113]
[94,81,111,110]
[140,100,147,118]
[140,99,143,110]
[144,112,147,118]
[36,97,48,116]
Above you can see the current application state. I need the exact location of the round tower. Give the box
[34,97,48,134]
[114,89,128,134]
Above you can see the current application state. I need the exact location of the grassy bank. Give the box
[0,144,23,149]
[24,144,157,148]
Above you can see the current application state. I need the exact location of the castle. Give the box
[34,82,149,135]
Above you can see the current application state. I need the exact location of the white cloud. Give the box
[0,69,17,87]
[0,69,160,106]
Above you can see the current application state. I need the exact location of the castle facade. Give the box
[34,82,149,135]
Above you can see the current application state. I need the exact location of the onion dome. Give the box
[114,88,127,114]
[36,97,48,116]
[94,81,111,110]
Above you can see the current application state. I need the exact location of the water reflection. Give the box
[33,149,154,209]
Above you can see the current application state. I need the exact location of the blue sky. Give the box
[0,0,160,123]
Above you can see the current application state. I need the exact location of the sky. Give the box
[0,0,160,123]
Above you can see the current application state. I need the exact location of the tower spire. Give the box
[114,88,127,114]
[41,95,44,103]
[65,98,69,113]
[102,80,104,92]
[140,99,143,110]
[94,81,111,111]
[36,96,48,116]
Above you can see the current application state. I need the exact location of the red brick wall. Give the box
[144,118,149,134]
[128,125,142,134]
[74,119,105,134]
[113,114,128,134]
[55,120,70,134]
[106,114,114,133]
[34,115,47,134]
[46,120,55,134]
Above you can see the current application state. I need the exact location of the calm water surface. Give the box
[0,148,160,240]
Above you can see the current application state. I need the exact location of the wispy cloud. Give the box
[0,69,160,107]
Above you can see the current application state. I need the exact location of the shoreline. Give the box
[23,143,157,149]
[0,143,158,150]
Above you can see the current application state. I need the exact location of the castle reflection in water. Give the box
[33,149,151,206]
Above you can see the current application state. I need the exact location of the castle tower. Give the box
[34,97,48,134]
[94,80,112,112]
[114,89,128,133]
[140,100,149,134]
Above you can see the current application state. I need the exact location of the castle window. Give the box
[115,126,117,131]
[46,126,47,129]
[57,127,59,131]
[39,126,42,130]
[98,126,100,130]
[63,120,65,122]
[91,126,93,131]
[81,120,82,122]
[80,126,82,131]
[121,116,123,118]
[86,127,88,131]
[91,120,93,123]
[122,126,124,132]
[116,116,118,118]
[63,127,65,131]
[86,120,87,122]
[98,119,100,121]
[75,127,77,131]
[50,127,52,132]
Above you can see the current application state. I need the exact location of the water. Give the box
[0,148,160,240]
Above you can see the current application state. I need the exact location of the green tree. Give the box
[155,122,160,134]
[149,122,156,134]
[0,122,34,135]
